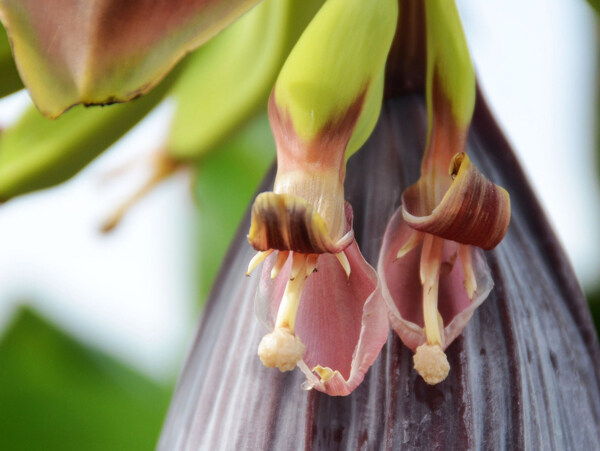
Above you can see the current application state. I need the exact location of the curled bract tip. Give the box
[248,192,353,254]
[402,152,511,250]
[258,327,306,372]
[413,343,450,385]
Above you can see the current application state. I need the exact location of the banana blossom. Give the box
[246,0,397,396]
[378,0,510,384]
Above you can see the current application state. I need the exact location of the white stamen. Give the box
[396,231,424,259]
[290,252,305,280]
[271,251,289,279]
[459,244,477,299]
[275,254,308,332]
[306,254,318,277]
[246,250,273,276]
[420,234,444,346]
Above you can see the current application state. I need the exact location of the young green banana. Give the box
[0,0,322,202]
[166,0,324,161]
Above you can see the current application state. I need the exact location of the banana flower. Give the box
[378,0,510,384]
[246,0,397,396]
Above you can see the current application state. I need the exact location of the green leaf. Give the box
[0,0,262,117]
[0,306,171,451]
[194,113,274,303]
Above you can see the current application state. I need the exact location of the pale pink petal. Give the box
[378,207,493,351]
[254,241,388,396]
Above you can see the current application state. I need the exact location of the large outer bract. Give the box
[158,92,600,449]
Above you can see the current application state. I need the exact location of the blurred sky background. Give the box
[0,0,598,388]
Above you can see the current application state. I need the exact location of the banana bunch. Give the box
[0,0,323,201]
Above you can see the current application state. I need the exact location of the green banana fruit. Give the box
[0,23,23,99]
[272,0,397,158]
[167,0,324,161]
[0,0,321,201]
[0,68,179,201]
